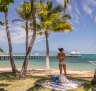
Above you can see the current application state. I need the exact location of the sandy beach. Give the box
[0,68,94,81]
[0,68,95,91]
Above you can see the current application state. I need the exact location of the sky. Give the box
[0,0,96,54]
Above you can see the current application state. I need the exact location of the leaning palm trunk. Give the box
[45,32,50,70]
[24,20,29,73]
[20,0,36,78]
[5,12,16,73]
[25,20,28,54]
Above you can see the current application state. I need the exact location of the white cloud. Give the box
[35,35,45,43]
[72,26,79,31]
[67,4,72,11]
[74,15,80,24]
[82,0,96,17]
[0,30,7,43]
[75,6,81,15]
[0,25,27,44]
[87,0,96,6]
[82,4,93,16]
[11,30,26,44]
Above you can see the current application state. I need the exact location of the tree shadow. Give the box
[67,76,96,91]
[0,83,10,91]
[0,88,8,91]
[27,76,57,91]
[0,72,19,81]
[82,82,96,91]
[0,83,11,87]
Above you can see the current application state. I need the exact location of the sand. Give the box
[0,68,94,78]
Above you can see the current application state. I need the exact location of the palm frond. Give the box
[47,1,52,11]
[64,0,69,12]
[52,5,63,13]
[0,21,4,26]
[21,26,32,30]
[36,0,72,33]
[16,2,31,21]
[63,14,71,19]
[30,22,42,31]
[53,22,72,32]
[12,19,24,23]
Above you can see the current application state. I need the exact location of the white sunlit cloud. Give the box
[82,0,94,17]
[9,25,26,44]
[0,30,7,43]
[74,14,79,24]
[67,4,72,11]
[11,30,26,44]
[83,4,93,16]
[0,25,27,44]
[75,6,81,15]
[87,0,96,6]
[35,35,45,43]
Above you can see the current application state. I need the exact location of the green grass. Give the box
[0,72,95,91]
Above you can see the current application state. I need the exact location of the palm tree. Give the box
[36,0,72,70]
[12,2,31,56]
[0,0,17,73]
[20,0,36,78]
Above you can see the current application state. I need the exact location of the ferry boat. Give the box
[68,51,81,57]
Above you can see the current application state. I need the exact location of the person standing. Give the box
[57,48,67,76]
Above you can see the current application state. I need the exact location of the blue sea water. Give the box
[0,54,96,71]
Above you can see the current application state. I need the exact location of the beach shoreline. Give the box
[0,68,94,80]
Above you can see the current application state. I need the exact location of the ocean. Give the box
[0,54,96,71]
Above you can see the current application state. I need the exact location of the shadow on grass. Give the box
[0,72,19,81]
[0,88,8,91]
[0,83,11,87]
[0,83,10,91]
[67,76,96,91]
[27,75,95,91]
[82,82,96,91]
[27,75,56,91]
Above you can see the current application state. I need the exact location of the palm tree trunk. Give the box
[24,20,29,73]
[20,0,36,78]
[5,12,16,73]
[25,20,28,54]
[45,32,50,70]
[91,69,96,84]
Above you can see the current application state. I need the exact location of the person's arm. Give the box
[64,53,66,60]
[57,53,59,59]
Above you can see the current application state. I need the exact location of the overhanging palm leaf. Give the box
[0,21,4,26]
[53,22,72,32]
[12,19,24,23]
[16,2,31,20]
[63,14,71,19]
[0,0,14,12]
[64,0,69,12]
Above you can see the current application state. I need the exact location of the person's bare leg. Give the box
[63,64,67,76]
[59,63,62,74]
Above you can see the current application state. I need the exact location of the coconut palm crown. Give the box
[12,2,32,54]
[35,0,72,70]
